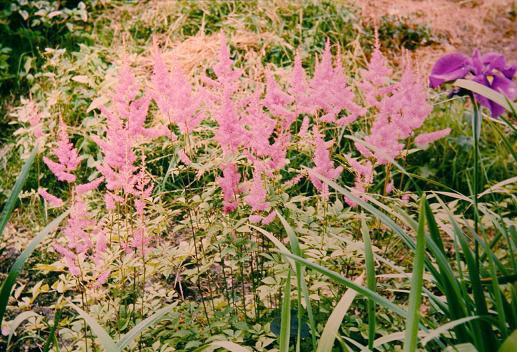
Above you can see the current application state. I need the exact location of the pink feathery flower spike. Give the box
[217,163,240,213]
[93,62,169,194]
[151,48,205,134]
[357,57,432,165]
[43,119,81,183]
[244,164,270,212]
[76,177,105,195]
[309,126,343,199]
[358,36,393,108]
[38,188,64,208]
[415,128,451,147]
[344,156,373,207]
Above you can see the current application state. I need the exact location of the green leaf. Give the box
[454,79,517,114]
[0,144,38,241]
[280,251,408,319]
[199,340,252,352]
[403,198,426,352]
[317,274,364,352]
[279,270,292,352]
[499,330,517,352]
[117,304,174,349]
[0,211,68,327]
[7,311,41,347]
[421,316,480,346]
[69,302,120,352]
[42,310,62,352]
[276,210,317,349]
[361,216,376,350]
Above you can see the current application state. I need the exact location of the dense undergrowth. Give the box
[0,1,516,352]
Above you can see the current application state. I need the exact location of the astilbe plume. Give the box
[151,48,205,136]
[289,52,313,116]
[263,71,296,129]
[53,196,107,285]
[308,126,343,199]
[356,59,433,165]
[357,38,393,109]
[344,156,373,207]
[217,163,240,213]
[38,188,64,208]
[43,120,81,183]
[415,128,451,147]
[92,63,170,204]
[204,37,248,212]
[310,40,366,125]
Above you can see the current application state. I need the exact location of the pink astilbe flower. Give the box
[76,177,104,195]
[133,166,153,217]
[217,163,240,213]
[93,63,169,196]
[203,37,247,157]
[244,165,270,212]
[289,52,314,115]
[95,270,110,287]
[43,120,81,183]
[243,91,276,157]
[178,149,192,165]
[214,98,247,155]
[310,41,366,125]
[414,128,451,147]
[151,49,205,134]
[54,197,96,277]
[357,59,432,164]
[358,39,393,108]
[38,188,64,208]
[308,127,343,199]
[263,71,296,129]
[344,156,373,207]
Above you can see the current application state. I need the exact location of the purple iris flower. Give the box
[429,49,517,117]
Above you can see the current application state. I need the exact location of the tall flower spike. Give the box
[357,57,431,164]
[308,126,343,199]
[43,119,81,183]
[93,62,169,194]
[344,156,373,207]
[217,163,240,213]
[311,44,366,125]
[289,51,314,115]
[358,37,393,108]
[151,48,205,134]
[244,162,270,212]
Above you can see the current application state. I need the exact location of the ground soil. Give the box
[356,0,517,71]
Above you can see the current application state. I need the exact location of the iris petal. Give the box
[429,53,471,88]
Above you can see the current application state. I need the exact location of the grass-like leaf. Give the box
[6,311,41,347]
[280,251,408,318]
[317,273,364,352]
[117,303,175,349]
[69,302,120,352]
[276,210,317,349]
[0,144,38,241]
[403,198,426,352]
[279,270,292,352]
[0,210,68,327]
[361,216,377,349]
